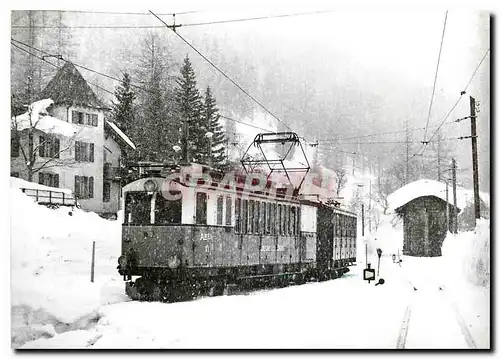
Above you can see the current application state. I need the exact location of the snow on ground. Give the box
[11,176,489,349]
[10,187,124,348]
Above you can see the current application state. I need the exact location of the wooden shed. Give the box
[388,179,461,257]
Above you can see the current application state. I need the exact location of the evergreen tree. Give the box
[133,32,180,162]
[202,86,227,167]
[175,55,203,164]
[111,72,136,137]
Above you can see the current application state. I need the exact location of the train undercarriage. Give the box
[123,260,354,302]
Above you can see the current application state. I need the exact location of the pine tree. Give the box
[111,73,136,142]
[133,32,179,162]
[202,86,227,168]
[175,55,203,164]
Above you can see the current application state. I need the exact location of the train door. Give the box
[193,192,209,266]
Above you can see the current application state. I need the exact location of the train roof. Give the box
[123,163,356,216]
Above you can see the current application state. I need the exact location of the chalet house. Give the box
[11,61,135,216]
[388,179,461,257]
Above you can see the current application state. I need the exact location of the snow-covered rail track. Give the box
[394,265,477,349]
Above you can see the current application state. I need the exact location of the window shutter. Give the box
[75,142,79,161]
[54,174,59,188]
[39,136,45,157]
[89,177,94,198]
[74,176,80,198]
[54,138,60,159]
[72,111,78,123]
[90,143,94,162]
[39,172,45,185]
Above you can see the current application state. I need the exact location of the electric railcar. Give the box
[117,163,357,302]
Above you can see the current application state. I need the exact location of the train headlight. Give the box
[144,179,157,193]
[167,255,180,269]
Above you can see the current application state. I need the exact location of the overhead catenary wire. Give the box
[11,41,115,97]
[413,47,490,158]
[11,9,336,29]
[149,10,293,133]
[423,10,448,143]
[11,38,155,96]
[12,39,281,136]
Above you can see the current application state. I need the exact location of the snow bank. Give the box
[10,187,125,348]
[441,219,490,287]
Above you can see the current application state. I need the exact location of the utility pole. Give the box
[361,203,365,237]
[452,158,458,234]
[437,130,442,182]
[445,180,449,232]
[368,180,372,232]
[470,96,480,223]
[405,119,409,184]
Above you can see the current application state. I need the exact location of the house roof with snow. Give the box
[12,99,78,137]
[39,62,108,109]
[104,120,136,150]
[387,179,462,212]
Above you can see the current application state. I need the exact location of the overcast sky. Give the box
[5,0,493,191]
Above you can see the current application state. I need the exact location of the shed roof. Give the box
[388,179,462,212]
[39,62,108,109]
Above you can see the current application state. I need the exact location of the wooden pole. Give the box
[470,96,480,223]
[452,158,458,234]
[91,241,96,283]
[445,180,449,232]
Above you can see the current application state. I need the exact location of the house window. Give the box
[75,175,94,199]
[11,136,20,157]
[103,181,111,202]
[75,141,94,162]
[195,192,207,225]
[72,111,98,127]
[39,172,59,188]
[225,196,232,226]
[216,196,224,225]
[39,136,60,158]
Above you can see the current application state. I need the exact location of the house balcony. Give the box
[103,162,123,181]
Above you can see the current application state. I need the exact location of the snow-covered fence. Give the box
[19,187,77,207]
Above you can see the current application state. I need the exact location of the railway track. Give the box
[394,263,477,349]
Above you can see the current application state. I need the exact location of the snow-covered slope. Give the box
[11,187,124,348]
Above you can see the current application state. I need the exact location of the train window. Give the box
[216,196,224,225]
[265,203,271,234]
[154,191,182,225]
[262,202,267,234]
[249,200,254,233]
[287,206,291,235]
[255,201,261,234]
[290,207,296,235]
[195,192,207,225]
[225,197,232,226]
[125,192,152,224]
[271,203,279,234]
[235,198,241,233]
[242,200,248,234]
[277,204,282,235]
[124,192,152,225]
